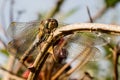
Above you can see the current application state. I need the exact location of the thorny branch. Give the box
[53,23,120,37]
[87,6,107,22]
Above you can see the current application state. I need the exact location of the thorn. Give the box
[86,6,93,23]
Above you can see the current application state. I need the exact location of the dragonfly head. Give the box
[41,19,58,33]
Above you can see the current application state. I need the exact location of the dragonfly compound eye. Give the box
[45,19,58,30]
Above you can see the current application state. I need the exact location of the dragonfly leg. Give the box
[48,46,56,62]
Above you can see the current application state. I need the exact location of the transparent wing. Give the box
[64,33,102,61]
[7,21,41,39]
[7,21,41,58]
[77,32,111,46]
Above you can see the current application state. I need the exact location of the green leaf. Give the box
[0,49,9,56]
[105,0,120,8]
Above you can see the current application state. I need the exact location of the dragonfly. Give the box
[7,18,58,64]
[7,19,110,65]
